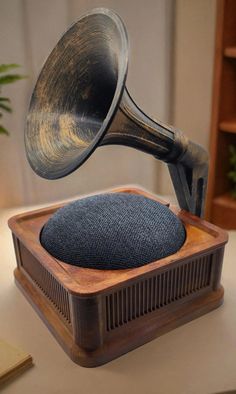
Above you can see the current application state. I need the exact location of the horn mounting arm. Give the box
[102,89,208,218]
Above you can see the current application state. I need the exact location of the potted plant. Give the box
[228,144,236,198]
[0,63,26,135]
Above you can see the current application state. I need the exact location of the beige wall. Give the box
[173,0,216,149]
[0,0,173,207]
[158,0,217,196]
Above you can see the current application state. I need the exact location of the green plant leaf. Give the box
[0,64,26,137]
[231,189,236,199]
[230,157,236,166]
[0,102,12,113]
[0,125,9,135]
[0,74,27,85]
[228,144,236,196]
[0,97,10,102]
[0,64,20,73]
[229,173,236,182]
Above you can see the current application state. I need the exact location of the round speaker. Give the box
[40,193,186,270]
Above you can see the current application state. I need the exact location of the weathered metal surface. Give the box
[25,8,129,179]
[25,8,208,218]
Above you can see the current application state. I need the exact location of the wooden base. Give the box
[9,187,228,367]
[14,267,224,367]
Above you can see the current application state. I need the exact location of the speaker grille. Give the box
[20,245,71,325]
[40,193,186,269]
[105,254,213,331]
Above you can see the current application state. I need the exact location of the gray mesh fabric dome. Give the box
[40,193,186,269]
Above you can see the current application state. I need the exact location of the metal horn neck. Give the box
[101,88,208,217]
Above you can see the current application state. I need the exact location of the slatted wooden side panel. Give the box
[20,244,71,325]
[106,254,213,331]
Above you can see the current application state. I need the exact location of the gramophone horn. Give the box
[25,8,208,217]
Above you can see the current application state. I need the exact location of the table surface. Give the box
[1,202,236,394]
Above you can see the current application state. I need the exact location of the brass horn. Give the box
[25,8,208,217]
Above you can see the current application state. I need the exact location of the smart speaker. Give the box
[9,9,228,367]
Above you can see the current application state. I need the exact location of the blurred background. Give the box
[0,0,216,208]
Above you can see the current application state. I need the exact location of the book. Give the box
[0,339,33,385]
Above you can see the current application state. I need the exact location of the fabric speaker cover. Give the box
[40,193,186,269]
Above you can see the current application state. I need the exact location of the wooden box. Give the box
[8,187,228,367]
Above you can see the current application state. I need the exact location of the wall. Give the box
[0,0,173,207]
[173,0,217,148]
[159,0,217,196]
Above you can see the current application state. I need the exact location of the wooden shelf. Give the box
[206,0,236,229]
[224,46,236,58]
[213,192,236,208]
[212,192,236,229]
[219,120,236,133]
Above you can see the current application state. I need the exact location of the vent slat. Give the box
[153,276,157,310]
[150,278,153,311]
[21,254,71,324]
[190,261,195,293]
[106,296,110,331]
[170,269,174,301]
[106,254,213,331]
[176,266,180,299]
[174,267,178,300]
[158,274,162,308]
[164,272,167,305]
[184,263,189,296]
[199,259,204,289]
[202,257,207,288]
[128,287,132,321]
[181,265,185,297]
[134,284,137,318]
[188,262,192,295]
[163,272,166,305]
[167,270,171,304]
[142,281,145,315]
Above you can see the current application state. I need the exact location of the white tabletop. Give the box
[1,204,236,394]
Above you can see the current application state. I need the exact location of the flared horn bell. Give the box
[25,8,128,180]
[25,8,208,218]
